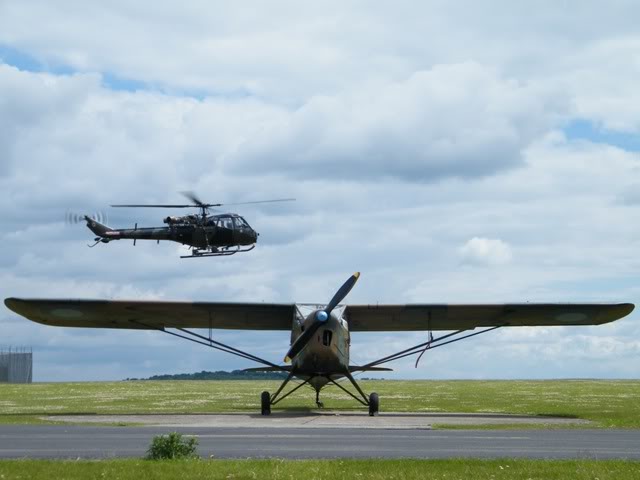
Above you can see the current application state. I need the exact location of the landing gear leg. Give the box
[261,391,271,416]
[327,372,379,417]
[263,372,313,415]
[315,390,324,409]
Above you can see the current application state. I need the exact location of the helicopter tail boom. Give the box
[85,216,117,239]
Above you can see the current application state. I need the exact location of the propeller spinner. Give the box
[284,272,360,363]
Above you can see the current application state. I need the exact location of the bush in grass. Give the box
[146,432,199,460]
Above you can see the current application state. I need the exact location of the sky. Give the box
[1,1,639,382]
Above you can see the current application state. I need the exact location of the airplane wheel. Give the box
[368,392,379,417]
[261,391,271,416]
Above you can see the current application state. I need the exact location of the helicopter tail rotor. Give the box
[65,211,108,225]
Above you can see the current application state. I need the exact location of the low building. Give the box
[0,347,33,383]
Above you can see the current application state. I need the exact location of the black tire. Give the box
[368,392,379,417]
[261,391,271,416]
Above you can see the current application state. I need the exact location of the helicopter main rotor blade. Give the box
[110,204,199,208]
[223,198,296,206]
[180,191,206,207]
[111,204,222,208]
[110,197,294,209]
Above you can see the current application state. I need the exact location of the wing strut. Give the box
[414,329,434,368]
[358,325,505,370]
[129,320,289,373]
[413,311,434,368]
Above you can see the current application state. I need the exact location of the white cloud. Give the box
[230,63,564,182]
[558,36,640,133]
[460,237,513,266]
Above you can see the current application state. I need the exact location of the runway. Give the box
[1,425,639,459]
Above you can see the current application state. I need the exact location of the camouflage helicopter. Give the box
[73,192,294,258]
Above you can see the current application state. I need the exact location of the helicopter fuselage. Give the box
[85,213,258,252]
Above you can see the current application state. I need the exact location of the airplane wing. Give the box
[5,298,634,332]
[4,298,295,330]
[345,303,634,331]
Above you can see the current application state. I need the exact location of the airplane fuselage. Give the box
[291,309,351,391]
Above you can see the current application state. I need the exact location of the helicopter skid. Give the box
[181,244,256,259]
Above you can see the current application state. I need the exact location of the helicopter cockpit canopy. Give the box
[207,214,252,230]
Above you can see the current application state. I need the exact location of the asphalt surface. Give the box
[46,411,590,428]
[1,425,639,460]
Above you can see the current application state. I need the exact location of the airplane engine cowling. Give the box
[284,272,359,362]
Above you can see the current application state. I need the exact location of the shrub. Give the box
[146,432,199,460]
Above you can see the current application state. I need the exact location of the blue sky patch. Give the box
[0,44,42,72]
[0,44,254,100]
[101,72,147,92]
[0,44,145,92]
[564,119,640,152]
[0,44,74,76]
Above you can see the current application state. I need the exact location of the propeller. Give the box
[284,272,360,363]
[65,211,108,225]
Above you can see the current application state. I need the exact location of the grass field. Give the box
[0,458,639,480]
[1,379,639,427]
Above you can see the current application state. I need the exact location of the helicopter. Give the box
[73,192,295,258]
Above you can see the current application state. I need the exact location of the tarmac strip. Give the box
[43,412,590,429]
[0,425,637,460]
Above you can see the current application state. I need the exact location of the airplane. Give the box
[4,272,634,416]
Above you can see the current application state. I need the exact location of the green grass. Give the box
[1,379,639,427]
[0,459,638,480]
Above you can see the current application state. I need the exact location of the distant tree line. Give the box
[124,369,288,381]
